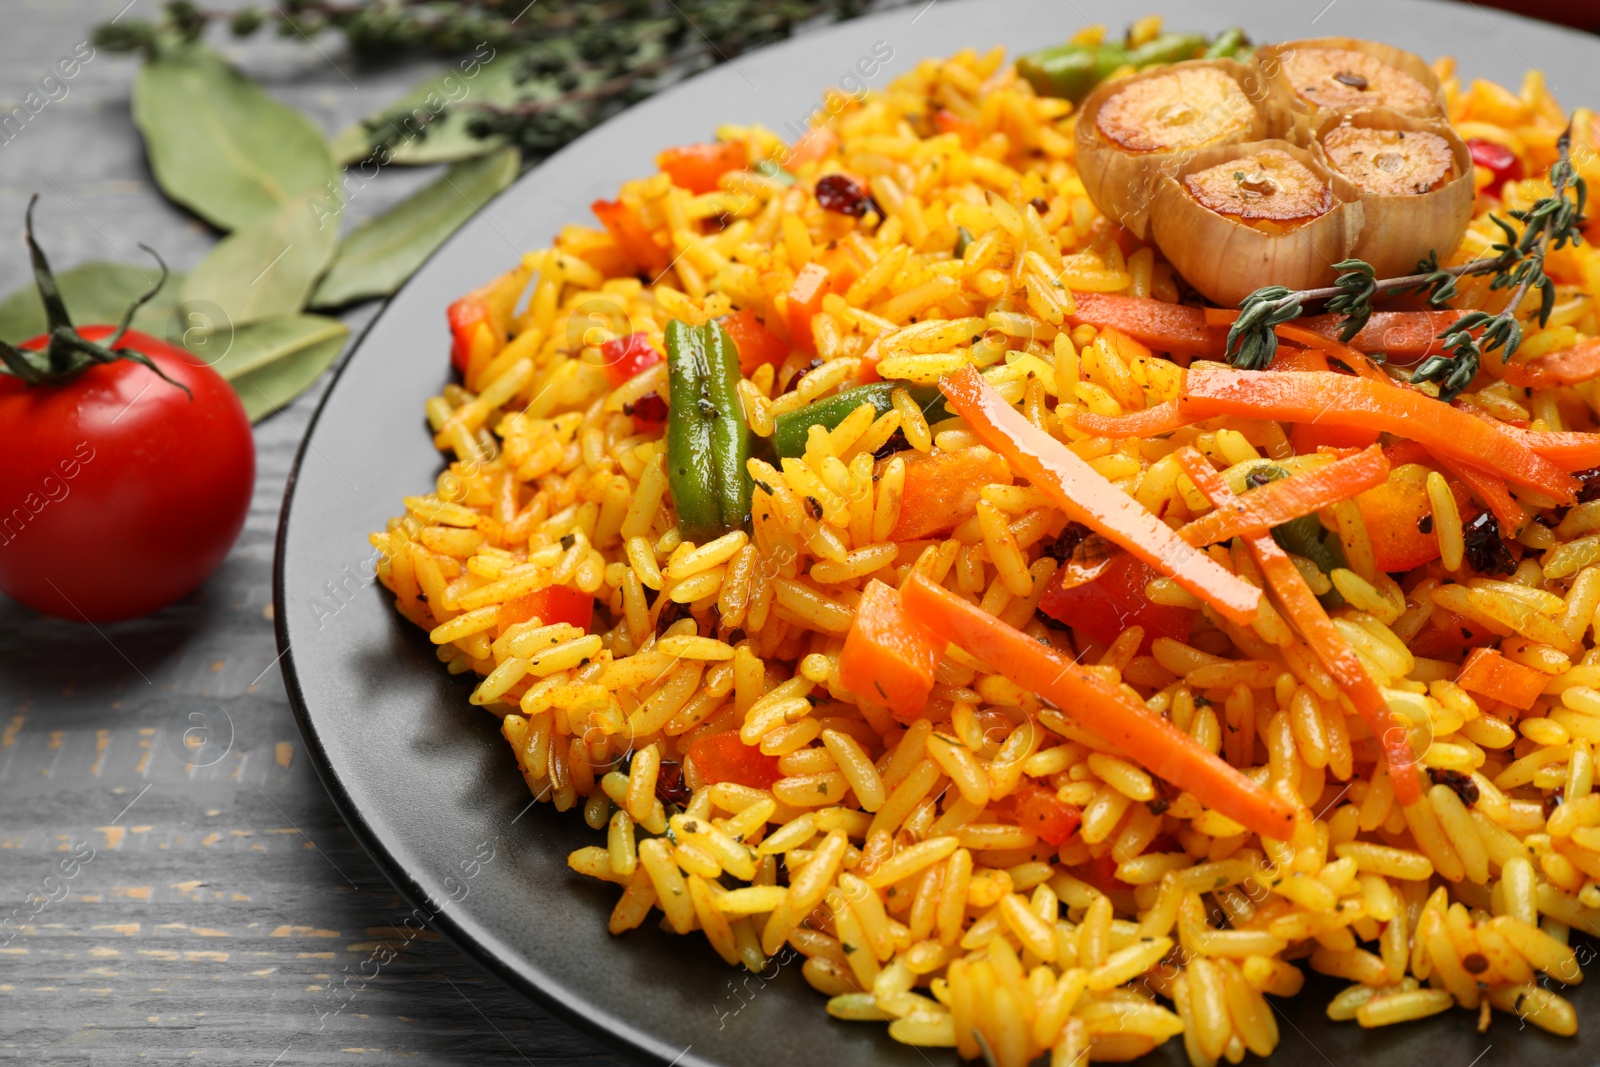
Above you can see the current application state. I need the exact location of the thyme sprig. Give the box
[97,1,874,167]
[1225,129,1587,402]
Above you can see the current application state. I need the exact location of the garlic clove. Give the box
[1149,139,1364,307]
[1314,108,1474,277]
[1253,37,1444,144]
[1075,58,1268,240]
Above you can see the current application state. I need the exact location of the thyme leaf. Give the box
[1226,130,1587,403]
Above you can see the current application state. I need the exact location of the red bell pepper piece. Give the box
[785,263,831,355]
[1002,782,1082,846]
[495,586,595,635]
[887,447,1013,542]
[719,308,789,376]
[1467,138,1523,197]
[657,141,749,194]
[446,263,532,378]
[1037,551,1195,649]
[933,108,980,146]
[598,332,663,387]
[447,293,495,377]
[592,198,668,275]
[687,731,782,789]
[1410,610,1498,660]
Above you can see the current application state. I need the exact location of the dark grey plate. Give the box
[275,2,1600,1064]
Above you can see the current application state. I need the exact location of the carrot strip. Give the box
[1270,323,1389,382]
[1464,409,1600,473]
[940,365,1260,625]
[1432,453,1529,534]
[1501,338,1600,389]
[1065,293,1218,357]
[900,573,1295,840]
[837,580,942,723]
[1173,448,1424,806]
[1207,310,1386,381]
[1177,445,1390,547]
[1455,647,1547,711]
[1073,400,1197,438]
[1180,365,1577,502]
[1207,308,1465,361]
[1316,310,1465,360]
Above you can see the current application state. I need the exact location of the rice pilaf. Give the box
[370,18,1600,1064]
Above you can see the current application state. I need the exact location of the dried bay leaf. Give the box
[133,45,337,232]
[208,314,350,422]
[311,147,520,308]
[180,192,341,329]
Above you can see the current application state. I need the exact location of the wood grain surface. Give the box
[0,3,632,1062]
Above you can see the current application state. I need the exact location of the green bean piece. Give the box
[1202,27,1250,61]
[1126,32,1208,68]
[666,320,724,542]
[771,381,948,458]
[703,318,752,534]
[1018,31,1208,103]
[1015,43,1123,103]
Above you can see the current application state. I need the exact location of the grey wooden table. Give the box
[0,3,634,1062]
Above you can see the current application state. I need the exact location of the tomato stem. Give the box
[0,195,191,398]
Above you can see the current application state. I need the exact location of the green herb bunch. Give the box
[1223,130,1587,402]
[98,1,873,161]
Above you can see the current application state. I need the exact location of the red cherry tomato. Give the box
[1037,551,1194,651]
[0,326,254,622]
[687,731,782,789]
[1467,138,1523,197]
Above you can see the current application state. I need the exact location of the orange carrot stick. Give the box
[1455,647,1548,711]
[900,573,1296,840]
[1464,410,1600,473]
[1180,365,1577,502]
[837,580,942,723]
[1206,308,1465,361]
[1313,310,1464,360]
[1270,323,1390,382]
[1073,400,1197,438]
[1501,338,1600,389]
[1432,453,1529,535]
[1173,447,1424,806]
[940,365,1260,625]
[1177,445,1390,547]
[1065,293,1219,357]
